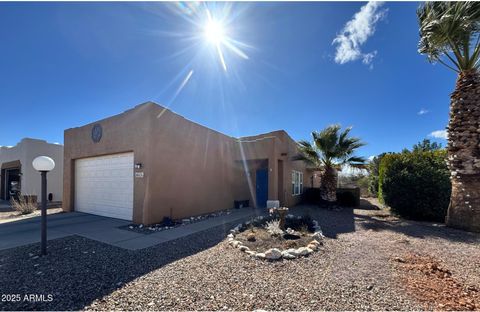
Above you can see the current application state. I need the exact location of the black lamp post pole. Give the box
[41,171,47,256]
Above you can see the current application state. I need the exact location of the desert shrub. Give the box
[338,173,370,196]
[378,150,451,222]
[356,175,370,196]
[265,219,283,236]
[11,196,37,215]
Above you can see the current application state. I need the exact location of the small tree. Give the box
[298,125,366,202]
[412,139,442,153]
[367,153,386,197]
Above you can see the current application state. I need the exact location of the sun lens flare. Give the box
[163,2,251,78]
[200,7,250,72]
[204,20,225,44]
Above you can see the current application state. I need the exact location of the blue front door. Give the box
[256,169,268,208]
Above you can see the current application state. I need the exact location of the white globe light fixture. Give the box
[32,156,55,256]
[32,156,55,172]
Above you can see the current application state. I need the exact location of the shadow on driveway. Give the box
[0,219,241,310]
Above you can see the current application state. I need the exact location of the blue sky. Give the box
[0,2,454,158]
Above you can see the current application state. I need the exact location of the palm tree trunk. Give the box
[446,69,480,232]
[320,166,338,202]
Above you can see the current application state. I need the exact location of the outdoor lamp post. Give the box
[32,156,55,256]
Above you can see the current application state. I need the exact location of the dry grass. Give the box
[0,207,63,223]
[11,196,37,215]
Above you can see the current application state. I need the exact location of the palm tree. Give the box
[418,2,480,232]
[298,125,366,202]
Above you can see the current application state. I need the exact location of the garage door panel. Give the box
[75,153,134,221]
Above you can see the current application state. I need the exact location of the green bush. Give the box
[378,150,451,222]
[368,153,386,197]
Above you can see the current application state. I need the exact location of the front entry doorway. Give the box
[2,168,21,200]
[256,168,268,208]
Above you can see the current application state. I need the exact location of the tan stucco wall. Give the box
[237,130,313,207]
[63,102,311,224]
[63,103,152,223]
[144,105,249,222]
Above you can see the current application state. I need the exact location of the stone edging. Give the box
[227,215,325,260]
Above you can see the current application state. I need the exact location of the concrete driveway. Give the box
[0,208,257,251]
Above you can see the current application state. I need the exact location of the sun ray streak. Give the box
[223,39,249,60]
[238,141,256,208]
[216,44,228,72]
[171,69,194,103]
[157,69,194,119]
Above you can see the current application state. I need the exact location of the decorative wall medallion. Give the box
[91,124,102,143]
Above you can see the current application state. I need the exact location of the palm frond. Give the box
[417,1,480,72]
[313,125,342,161]
[297,125,366,172]
[297,140,320,166]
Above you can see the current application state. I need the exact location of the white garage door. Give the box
[75,152,134,221]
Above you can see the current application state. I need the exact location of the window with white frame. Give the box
[292,170,303,195]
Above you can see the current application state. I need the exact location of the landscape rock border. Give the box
[122,209,233,234]
[227,215,325,261]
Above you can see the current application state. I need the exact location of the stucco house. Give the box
[63,102,313,224]
[0,138,63,202]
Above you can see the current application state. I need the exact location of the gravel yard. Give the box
[1,199,479,311]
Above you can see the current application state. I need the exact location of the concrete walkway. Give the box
[0,208,257,251]
[0,200,12,212]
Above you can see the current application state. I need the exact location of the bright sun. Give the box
[204,20,225,44]
[199,8,248,72]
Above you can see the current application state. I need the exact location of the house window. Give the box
[292,170,303,196]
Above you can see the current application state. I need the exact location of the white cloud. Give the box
[368,155,375,161]
[429,130,448,140]
[332,1,387,66]
[417,108,429,115]
[362,51,377,65]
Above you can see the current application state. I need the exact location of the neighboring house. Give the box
[0,138,63,202]
[63,102,313,224]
